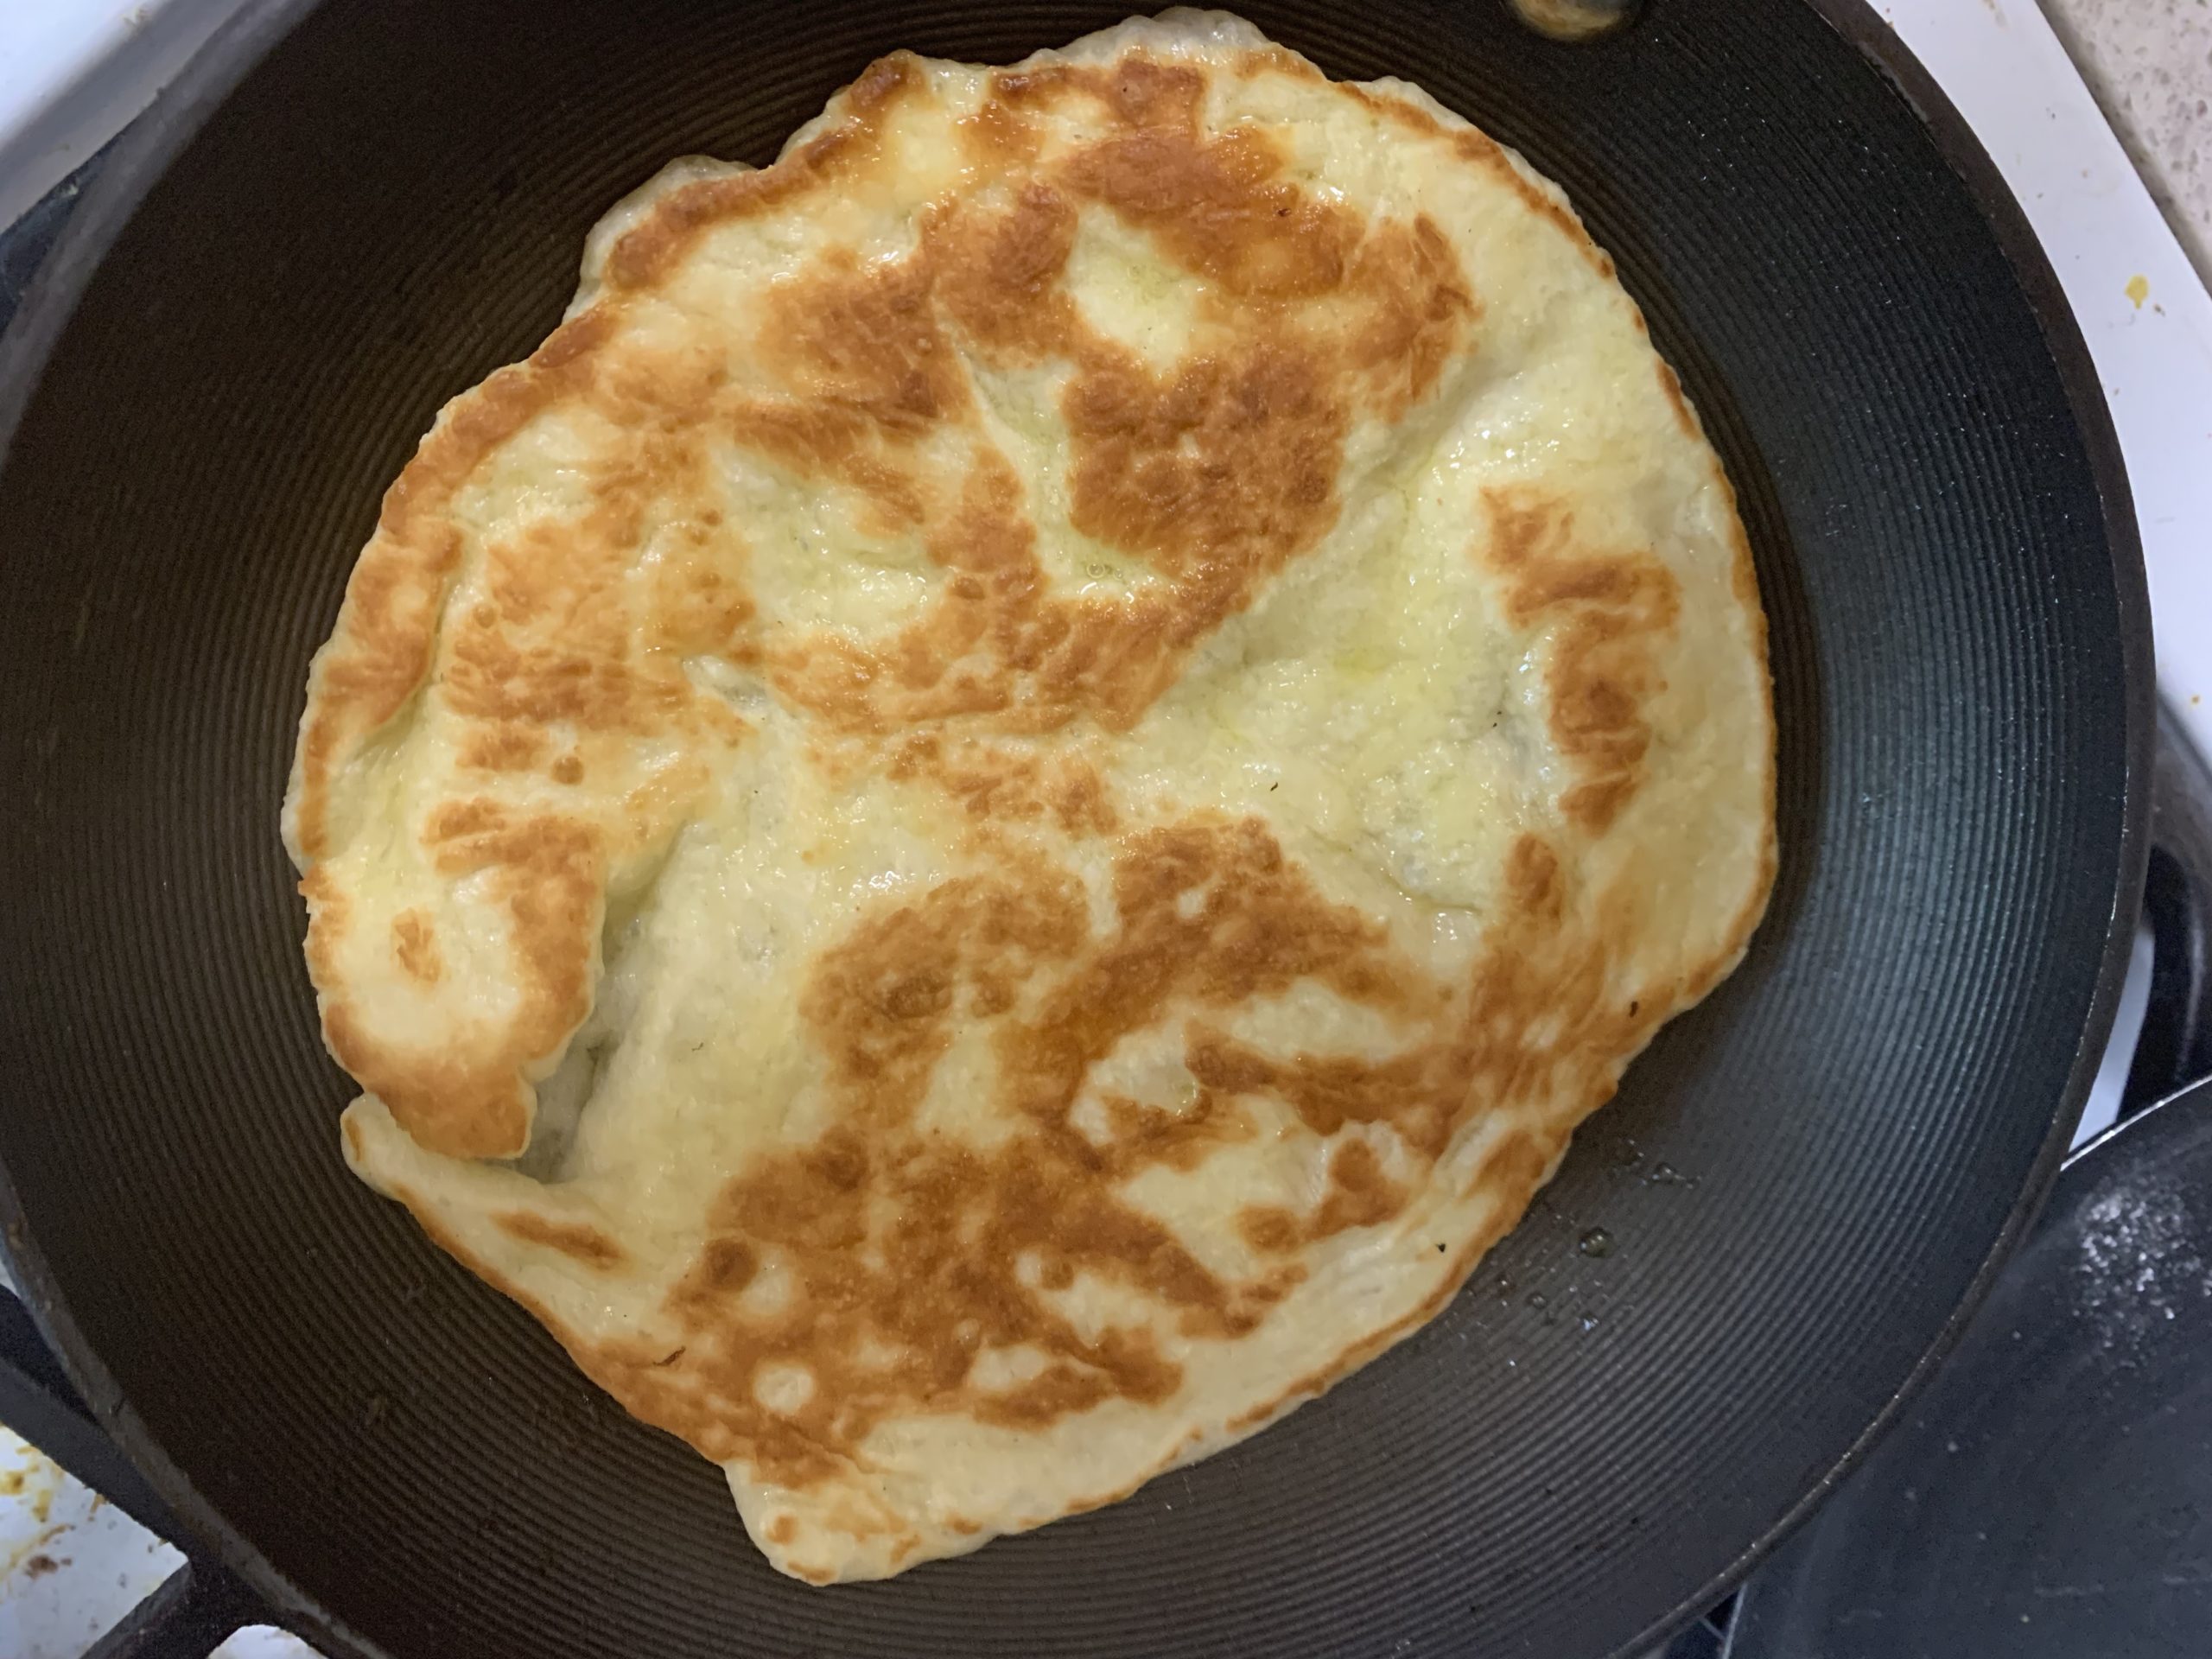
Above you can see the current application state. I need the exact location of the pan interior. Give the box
[0,1,2139,1656]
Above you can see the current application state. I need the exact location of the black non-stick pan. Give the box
[1726,1063,2212,1658]
[0,1,2153,1655]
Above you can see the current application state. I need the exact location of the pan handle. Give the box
[2120,701,2212,1114]
[0,1287,273,1657]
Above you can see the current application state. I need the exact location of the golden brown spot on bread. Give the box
[1508,829,1566,919]
[1101,1089,1255,1173]
[1063,343,1345,587]
[603,54,923,292]
[291,41,1481,918]
[492,1210,629,1270]
[1208,830,1627,1269]
[391,910,443,985]
[957,95,1039,168]
[1236,1205,1298,1254]
[1312,1141,1407,1237]
[760,249,969,436]
[569,819,1429,1485]
[926,181,1081,362]
[457,722,548,773]
[441,446,733,742]
[649,537,756,661]
[759,420,1322,738]
[1235,1141,1404,1255]
[576,813,1664,1491]
[290,522,465,863]
[300,363,753,1156]
[1483,1126,1556,1205]
[1306,64,1613,278]
[766,1516,799,1547]
[1347,216,1479,419]
[887,735,1120,836]
[312,805,604,1160]
[747,81,1471,739]
[1058,60,1360,302]
[293,32,1772,1562]
[1221,1128,1572,1440]
[726,400,929,534]
[1478,490,1682,833]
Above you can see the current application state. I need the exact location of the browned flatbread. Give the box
[284,10,1774,1583]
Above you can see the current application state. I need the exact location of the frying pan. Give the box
[0,0,2152,1654]
[1726,1066,2212,1657]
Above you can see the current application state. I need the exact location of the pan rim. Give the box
[1719,1074,2212,1649]
[0,3,2154,1655]
[1611,1,2155,1652]
[0,8,387,1650]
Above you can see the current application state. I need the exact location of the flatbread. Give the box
[283,10,1774,1583]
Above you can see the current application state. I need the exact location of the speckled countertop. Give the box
[2042,0,2212,283]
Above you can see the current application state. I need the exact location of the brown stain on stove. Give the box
[0,1440,82,1591]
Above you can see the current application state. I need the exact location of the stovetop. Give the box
[0,3,2207,1656]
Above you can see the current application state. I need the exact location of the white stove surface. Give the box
[0,1431,307,1659]
[0,1,2201,1654]
[0,0,236,233]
